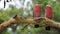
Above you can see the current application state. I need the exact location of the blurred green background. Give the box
[0,0,60,34]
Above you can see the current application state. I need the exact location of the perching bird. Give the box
[45,5,53,31]
[33,4,41,28]
[33,4,41,17]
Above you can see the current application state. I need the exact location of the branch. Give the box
[0,15,22,33]
[0,15,60,33]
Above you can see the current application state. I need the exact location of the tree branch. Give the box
[0,16,60,33]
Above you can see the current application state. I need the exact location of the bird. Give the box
[45,5,53,31]
[33,4,41,28]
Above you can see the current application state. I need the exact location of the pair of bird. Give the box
[33,4,53,30]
